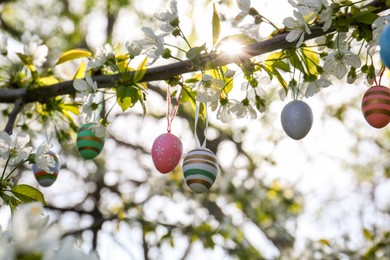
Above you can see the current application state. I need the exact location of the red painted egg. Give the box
[151,133,183,174]
[361,86,390,128]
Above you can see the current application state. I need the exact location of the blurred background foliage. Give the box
[0,0,390,259]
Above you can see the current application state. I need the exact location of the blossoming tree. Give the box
[0,0,390,258]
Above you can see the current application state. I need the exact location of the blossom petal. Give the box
[237,0,251,11]
[14,132,30,150]
[334,62,347,80]
[286,30,302,43]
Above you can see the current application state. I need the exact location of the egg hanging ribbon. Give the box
[193,101,209,148]
[166,84,182,133]
[151,85,183,173]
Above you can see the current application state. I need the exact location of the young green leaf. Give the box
[212,3,221,46]
[186,44,206,60]
[37,76,60,86]
[74,60,87,79]
[16,52,35,71]
[116,85,139,111]
[133,56,148,83]
[301,48,319,76]
[56,49,92,65]
[11,184,46,205]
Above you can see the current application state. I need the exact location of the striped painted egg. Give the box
[182,148,218,194]
[32,151,60,187]
[77,123,105,159]
[361,86,390,128]
[152,133,183,174]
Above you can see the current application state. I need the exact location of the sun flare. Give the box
[218,40,243,56]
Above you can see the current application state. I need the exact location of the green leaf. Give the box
[16,53,35,71]
[353,12,379,25]
[271,66,287,92]
[37,76,60,86]
[288,51,304,72]
[74,60,87,79]
[265,51,286,64]
[133,56,148,83]
[363,228,374,241]
[272,60,290,72]
[56,49,92,65]
[11,184,46,205]
[2,194,22,211]
[318,239,331,247]
[301,47,319,76]
[186,44,206,60]
[116,85,139,111]
[59,103,80,115]
[212,3,221,46]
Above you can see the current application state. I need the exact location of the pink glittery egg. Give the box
[151,133,183,174]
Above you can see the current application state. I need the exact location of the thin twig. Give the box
[4,98,24,134]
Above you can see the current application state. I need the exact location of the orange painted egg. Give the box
[361,86,390,128]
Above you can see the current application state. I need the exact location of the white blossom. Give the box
[323,50,361,80]
[278,88,287,101]
[318,5,333,31]
[194,74,224,103]
[73,74,97,98]
[154,0,179,32]
[35,143,55,173]
[21,32,42,45]
[283,10,311,47]
[0,202,98,259]
[23,41,49,67]
[0,131,32,165]
[44,237,99,260]
[125,41,142,59]
[11,202,60,253]
[231,101,257,119]
[368,15,390,54]
[91,123,107,138]
[87,45,114,69]
[304,77,332,98]
[288,0,332,31]
[235,0,251,23]
[138,27,168,64]
[225,69,236,78]
[216,99,239,123]
[372,15,390,41]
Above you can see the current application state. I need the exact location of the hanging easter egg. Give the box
[151,133,183,174]
[281,100,313,140]
[32,151,60,187]
[379,24,390,69]
[361,85,390,128]
[182,148,218,194]
[77,123,105,160]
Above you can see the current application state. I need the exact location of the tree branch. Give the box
[0,1,386,105]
